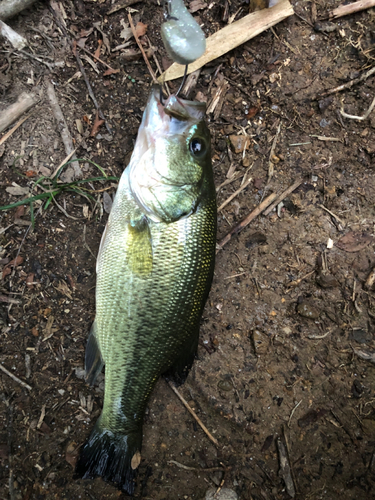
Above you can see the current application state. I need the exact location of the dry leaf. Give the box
[25,170,37,177]
[336,231,374,253]
[90,112,105,137]
[6,184,29,196]
[65,441,79,468]
[189,0,207,12]
[103,191,113,214]
[94,39,102,60]
[54,280,73,300]
[103,68,120,76]
[135,21,147,37]
[26,273,35,288]
[246,106,260,119]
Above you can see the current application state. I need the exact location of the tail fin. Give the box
[75,421,142,495]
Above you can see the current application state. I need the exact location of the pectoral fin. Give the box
[126,217,153,277]
[85,322,104,386]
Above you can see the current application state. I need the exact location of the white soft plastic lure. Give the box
[161,0,206,65]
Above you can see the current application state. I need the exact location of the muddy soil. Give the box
[1,0,375,499]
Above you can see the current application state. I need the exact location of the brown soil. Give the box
[1,1,375,499]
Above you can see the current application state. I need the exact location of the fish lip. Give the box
[145,85,206,124]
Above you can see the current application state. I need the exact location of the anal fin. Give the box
[163,330,199,386]
[85,322,104,386]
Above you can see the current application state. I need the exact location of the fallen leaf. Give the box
[103,68,120,76]
[94,39,102,60]
[118,48,143,62]
[65,441,79,468]
[246,106,260,119]
[14,205,25,219]
[120,19,133,41]
[54,280,73,300]
[2,256,24,279]
[336,231,374,253]
[189,0,207,12]
[6,184,30,196]
[79,28,93,38]
[90,112,105,137]
[76,37,87,49]
[31,327,39,337]
[103,191,113,214]
[135,21,147,37]
[26,273,35,288]
[229,135,250,154]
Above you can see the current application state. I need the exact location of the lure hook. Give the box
[175,64,188,98]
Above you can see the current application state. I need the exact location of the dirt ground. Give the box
[1,0,375,498]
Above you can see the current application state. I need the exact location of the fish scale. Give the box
[76,87,216,494]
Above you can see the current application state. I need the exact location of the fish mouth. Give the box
[144,85,206,126]
[127,85,206,222]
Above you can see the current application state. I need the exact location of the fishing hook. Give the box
[175,64,188,98]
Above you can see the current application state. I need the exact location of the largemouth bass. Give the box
[76,86,216,494]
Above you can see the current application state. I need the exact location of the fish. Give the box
[75,86,217,494]
[161,0,206,65]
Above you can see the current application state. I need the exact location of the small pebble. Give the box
[297,301,320,319]
[205,488,238,500]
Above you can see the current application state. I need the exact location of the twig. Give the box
[326,0,375,20]
[268,122,281,183]
[168,460,228,472]
[288,399,302,428]
[317,65,375,98]
[72,45,113,136]
[0,363,32,391]
[46,80,81,183]
[0,92,37,134]
[49,4,113,137]
[181,69,201,99]
[0,114,30,146]
[263,178,304,216]
[8,405,15,500]
[0,19,27,49]
[0,0,37,20]
[0,295,20,304]
[79,46,119,73]
[218,175,252,211]
[340,95,375,121]
[128,12,157,83]
[318,204,345,228]
[107,0,141,15]
[167,380,219,447]
[277,437,296,498]
[18,48,55,70]
[308,330,332,340]
[286,270,315,290]
[216,192,278,251]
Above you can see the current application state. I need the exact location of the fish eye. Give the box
[189,137,206,157]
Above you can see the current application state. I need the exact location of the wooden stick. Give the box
[167,380,219,447]
[46,80,81,182]
[217,192,278,251]
[327,0,375,20]
[0,363,32,391]
[218,176,252,211]
[267,122,281,183]
[0,114,30,146]
[0,92,37,134]
[263,178,304,216]
[0,19,27,49]
[128,12,157,84]
[318,66,375,98]
[159,0,294,82]
[0,0,37,20]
